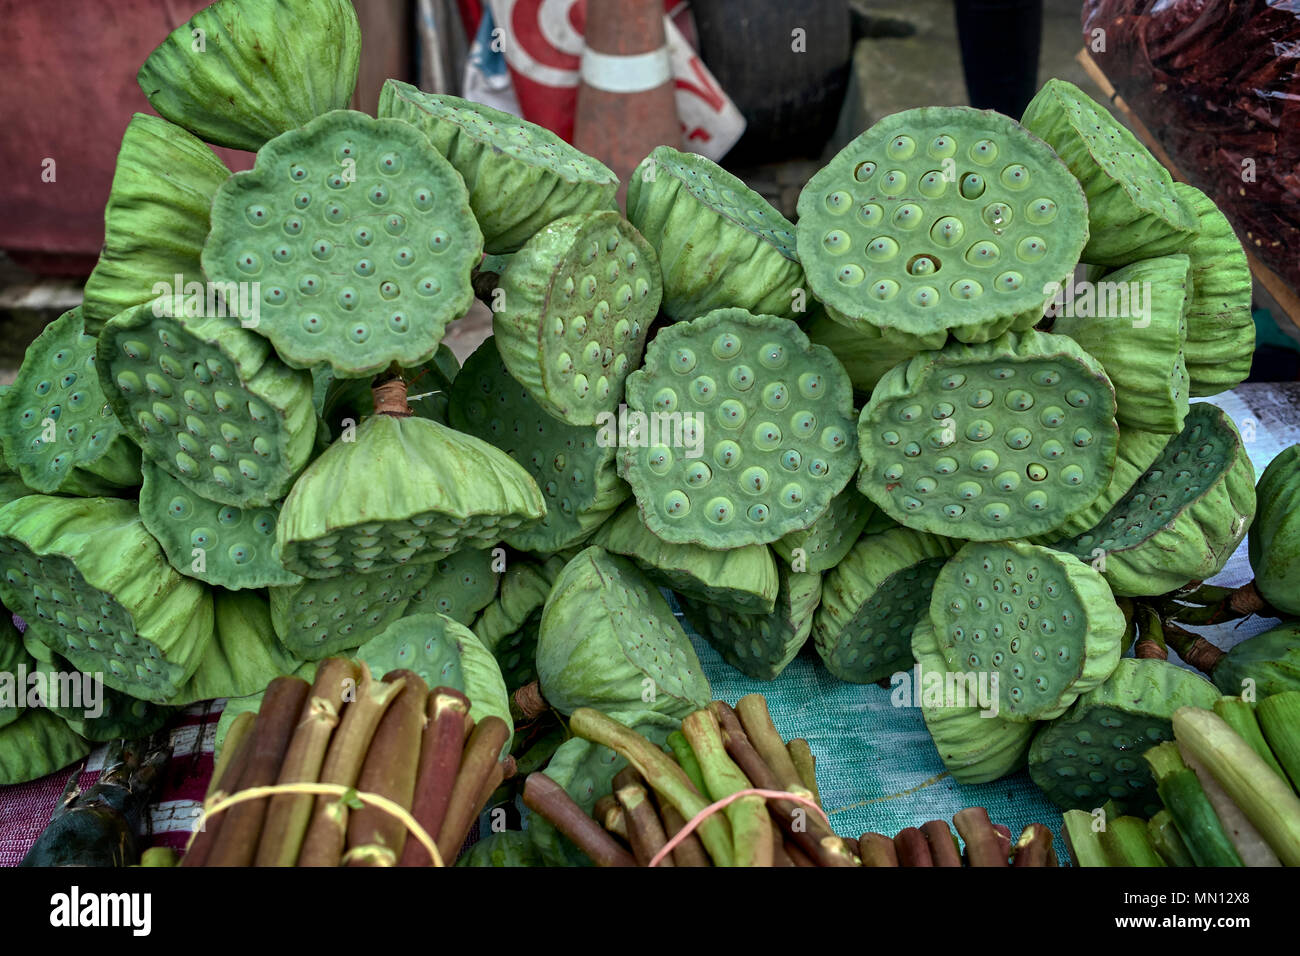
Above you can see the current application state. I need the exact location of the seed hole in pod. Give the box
[906,253,941,276]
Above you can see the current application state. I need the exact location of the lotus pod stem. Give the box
[522,773,637,868]
[183,710,256,866]
[953,807,1007,867]
[1146,810,1196,868]
[682,708,774,867]
[735,694,807,797]
[786,738,820,807]
[665,730,708,798]
[1134,603,1167,660]
[398,687,472,867]
[1061,810,1107,867]
[1144,740,1243,868]
[1012,824,1055,867]
[1099,816,1165,867]
[921,821,962,867]
[784,840,817,867]
[1161,622,1224,675]
[594,794,629,842]
[660,803,710,867]
[436,716,510,864]
[207,710,256,802]
[615,783,673,867]
[1212,697,1287,781]
[894,828,933,867]
[859,832,899,867]
[1256,692,1300,793]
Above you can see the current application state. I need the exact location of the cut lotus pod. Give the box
[1250,444,1300,616]
[813,526,953,684]
[377,81,618,253]
[620,308,858,548]
[1210,622,1300,698]
[627,145,805,323]
[773,482,879,575]
[806,309,921,396]
[82,114,232,334]
[354,612,512,749]
[170,588,302,706]
[492,213,660,427]
[276,379,545,578]
[0,308,141,497]
[857,330,1119,541]
[449,337,629,551]
[0,496,214,702]
[1050,402,1255,597]
[202,109,482,378]
[0,707,91,787]
[1051,255,1191,435]
[0,615,32,730]
[798,106,1088,346]
[930,539,1125,722]
[677,565,822,680]
[527,709,681,867]
[1174,183,1255,397]
[910,616,1036,784]
[406,546,502,625]
[98,301,315,507]
[536,546,711,718]
[1021,79,1199,265]
[592,502,778,614]
[473,556,566,692]
[1028,658,1219,816]
[22,645,174,743]
[138,460,299,591]
[270,562,436,661]
[136,0,360,152]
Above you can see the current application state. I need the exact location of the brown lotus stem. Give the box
[617,783,673,866]
[859,832,900,867]
[372,374,411,417]
[435,716,511,863]
[613,766,644,794]
[207,711,256,802]
[183,711,256,867]
[1229,580,1270,616]
[500,755,517,780]
[734,695,807,796]
[785,739,820,806]
[683,709,774,867]
[513,680,547,721]
[660,803,710,867]
[894,827,933,866]
[1135,638,1169,659]
[955,807,1008,867]
[784,839,817,867]
[594,794,629,840]
[522,773,637,867]
[398,687,472,867]
[1163,622,1226,675]
[1012,823,1055,867]
[992,823,1012,861]
[922,820,963,867]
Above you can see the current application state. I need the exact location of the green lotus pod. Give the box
[406,546,502,625]
[202,110,482,378]
[0,496,214,702]
[798,106,1088,346]
[1021,79,1199,265]
[528,708,681,866]
[20,646,174,743]
[448,338,629,551]
[910,615,1036,784]
[929,540,1125,722]
[857,330,1119,541]
[82,114,232,334]
[456,830,542,867]
[773,482,879,574]
[270,562,435,661]
[677,565,821,680]
[136,0,361,152]
[1210,621,1300,698]
[1248,444,1300,615]
[814,526,954,684]
[0,309,141,496]
[0,615,32,730]
[620,309,858,548]
[805,310,921,395]
[627,145,805,323]
[1173,183,1255,397]
[1028,658,1219,816]
[171,588,302,706]
[491,215,660,429]
[354,612,512,747]
[473,556,565,691]
[98,301,315,507]
[377,81,618,254]
[1050,402,1255,597]
[0,707,91,787]
[592,503,778,614]
[276,411,545,578]
[1051,255,1191,435]
[139,461,300,590]
[536,547,711,718]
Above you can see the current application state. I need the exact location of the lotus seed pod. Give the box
[136,0,361,152]
[449,338,629,551]
[81,114,232,334]
[21,645,174,743]
[805,308,922,395]
[170,588,302,706]
[270,562,435,661]
[473,556,566,691]
[456,830,543,867]
[355,612,512,748]
[0,615,31,730]
[857,329,1119,541]
[139,460,300,590]
[0,707,91,787]
[1052,254,1191,435]
[592,502,778,614]
[1021,79,1199,265]
[798,106,1088,346]
[0,496,214,702]
[1210,621,1300,698]
[929,539,1125,722]
[1248,444,1300,616]
[773,482,879,574]
[627,145,806,323]
[377,81,619,253]
[1050,402,1255,597]
[677,565,822,681]
[98,301,315,507]
[536,546,711,718]
[406,546,501,625]
[814,526,954,684]
[620,309,858,548]
[0,309,142,497]
[527,708,681,866]
[1028,658,1219,816]
[202,109,482,378]
[1174,183,1255,397]
[276,411,545,578]
[910,615,1036,784]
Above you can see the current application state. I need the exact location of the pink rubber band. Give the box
[648,788,831,868]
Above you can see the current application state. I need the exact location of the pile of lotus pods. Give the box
[0,0,1295,868]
